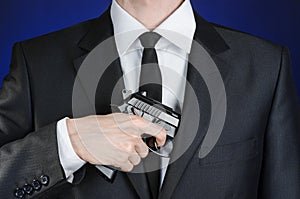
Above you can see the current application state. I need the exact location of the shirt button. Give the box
[14,188,25,198]
[23,184,34,195]
[32,179,42,191]
[40,175,50,186]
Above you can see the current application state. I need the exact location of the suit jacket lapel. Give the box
[72,8,151,199]
[72,9,119,116]
[158,12,232,199]
[73,8,125,114]
[94,57,124,114]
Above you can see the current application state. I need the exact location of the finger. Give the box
[135,140,149,158]
[111,113,133,125]
[125,115,167,146]
[118,126,141,139]
[119,161,134,172]
[142,124,167,147]
[128,151,141,166]
[128,115,151,129]
[153,127,166,146]
[119,116,156,134]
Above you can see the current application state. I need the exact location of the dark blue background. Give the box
[0,0,299,98]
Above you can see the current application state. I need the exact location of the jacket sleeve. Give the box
[0,43,65,198]
[258,47,300,198]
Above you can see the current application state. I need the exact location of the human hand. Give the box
[66,113,166,172]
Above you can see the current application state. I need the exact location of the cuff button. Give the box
[32,179,42,191]
[40,175,50,186]
[23,184,34,195]
[14,188,25,198]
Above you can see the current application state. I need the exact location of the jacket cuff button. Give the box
[14,188,25,198]
[40,175,50,186]
[32,179,42,191]
[23,184,34,195]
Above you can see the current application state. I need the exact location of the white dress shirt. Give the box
[57,0,196,186]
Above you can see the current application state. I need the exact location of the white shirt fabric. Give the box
[57,0,196,186]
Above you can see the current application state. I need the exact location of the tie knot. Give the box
[139,32,161,48]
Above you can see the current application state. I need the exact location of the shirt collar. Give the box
[110,0,196,56]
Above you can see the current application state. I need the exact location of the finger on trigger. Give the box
[148,124,166,147]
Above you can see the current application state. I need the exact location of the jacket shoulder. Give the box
[211,22,284,53]
[19,18,98,50]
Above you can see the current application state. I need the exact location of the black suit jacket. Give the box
[0,8,299,199]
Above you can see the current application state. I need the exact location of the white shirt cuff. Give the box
[57,117,86,183]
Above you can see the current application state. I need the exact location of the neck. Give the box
[116,0,184,30]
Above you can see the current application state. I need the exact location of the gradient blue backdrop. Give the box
[0,0,299,99]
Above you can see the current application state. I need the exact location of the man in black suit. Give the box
[0,0,299,198]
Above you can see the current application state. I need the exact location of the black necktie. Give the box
[139,32,162,102]
[139,32,162,199]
